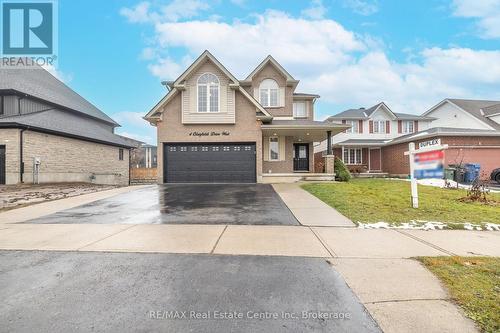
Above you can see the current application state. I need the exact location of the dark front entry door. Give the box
[164,143,256,183]
[0,145,5,185]
[293,143,309,172]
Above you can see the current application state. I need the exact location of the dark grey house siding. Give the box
[2,95,18,116]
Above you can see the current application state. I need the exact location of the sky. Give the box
[53,0,500,144]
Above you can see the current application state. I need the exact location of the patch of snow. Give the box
[357,220,498,231]
[485,223,500,231]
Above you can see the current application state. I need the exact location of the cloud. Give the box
[120,1,151,23]
[120,0,210,24]
[113,111,156,144]
[123,4,500,116]
[342,0,378,16]
[452,0,500,39]
[42,64,73,83]
[301,0,327,20]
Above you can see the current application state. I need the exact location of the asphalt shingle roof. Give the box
[0,59,118,126]
[327,103,432,121]
[448,99,500,130]
[0,109,135,148]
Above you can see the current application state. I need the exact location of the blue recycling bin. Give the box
[464,163,480,183]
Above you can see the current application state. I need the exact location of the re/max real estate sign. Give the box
[413,150,444,179]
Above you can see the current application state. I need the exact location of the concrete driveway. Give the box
[27,184,299,225]
[0,251,380,333]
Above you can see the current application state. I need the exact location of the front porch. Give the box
[260,120,348,183]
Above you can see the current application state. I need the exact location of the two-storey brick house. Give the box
[317,102,433,173]
[144,50,348,183]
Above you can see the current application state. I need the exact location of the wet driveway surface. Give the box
[28,184,299,225]
[0,251,381,332]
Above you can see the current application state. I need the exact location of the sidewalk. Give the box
[0,224,495,332]
[272,183,354,227]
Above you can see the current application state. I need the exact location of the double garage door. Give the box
[164,143,256,183]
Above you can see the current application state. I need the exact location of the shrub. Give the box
[334,157,351,182]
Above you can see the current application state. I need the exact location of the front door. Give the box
[293,143,309,172]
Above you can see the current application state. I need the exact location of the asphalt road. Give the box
[27,184,299,225]
[0,251,380,332]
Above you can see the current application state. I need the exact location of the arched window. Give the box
[197,73,219,112]
[259,79,279,107]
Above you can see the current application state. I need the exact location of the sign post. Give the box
[405,140,448,209]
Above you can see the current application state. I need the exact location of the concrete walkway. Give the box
[272,183,354,227]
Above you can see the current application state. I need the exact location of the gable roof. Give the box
[0,59,118,126]
[423,99,500,130]
[327,102,432,121]
[173,50,239,86]
[144,51,273,121]
[243,55,298,85]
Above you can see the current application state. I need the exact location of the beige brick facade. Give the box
[1,128,21,184]
[262,137,314,173]
[1,129,129,185]
[246,62,294,117]
[156,90,263,183]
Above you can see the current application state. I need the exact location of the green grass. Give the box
[418,257,500,333]
[302,179,500,225]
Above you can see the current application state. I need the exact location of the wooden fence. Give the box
[130,168,157,182]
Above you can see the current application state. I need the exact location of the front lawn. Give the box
[418,257,499,333]
[302,179,500,226]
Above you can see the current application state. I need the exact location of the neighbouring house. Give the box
[0,59,135,185]
[315,102,434,173]
[130,144,158,169]
[315,99,500,178]
[144,50,348,184]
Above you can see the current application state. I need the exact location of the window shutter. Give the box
[398,120,402,133]
[369,121,373,133]
[279,87,285,107]
[279,137,286,161]
[414,121,419,132]
[358,120,363,133]
[263,138,269,161]
[386,121,390,133]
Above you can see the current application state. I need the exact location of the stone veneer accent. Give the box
[0,129,129,185]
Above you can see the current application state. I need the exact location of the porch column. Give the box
[326,130,332,155]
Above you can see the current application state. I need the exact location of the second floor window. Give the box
[403,120,414,133]
[293,102,307,118]
[373,120,386,133]
[259,79,279,107]
[198,73,219,112]
[346,120,359,133]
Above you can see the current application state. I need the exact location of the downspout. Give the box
[128,148,131,186]
[19,128,27,183]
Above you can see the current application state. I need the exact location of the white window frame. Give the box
[403,120,414,133]
[293,102,307,118]
[269,137,280,161]
[373,120,386,134]
[342,148,362,165]
[197,73,220,113]
[346,120,359,133]
[259,79,279,107]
